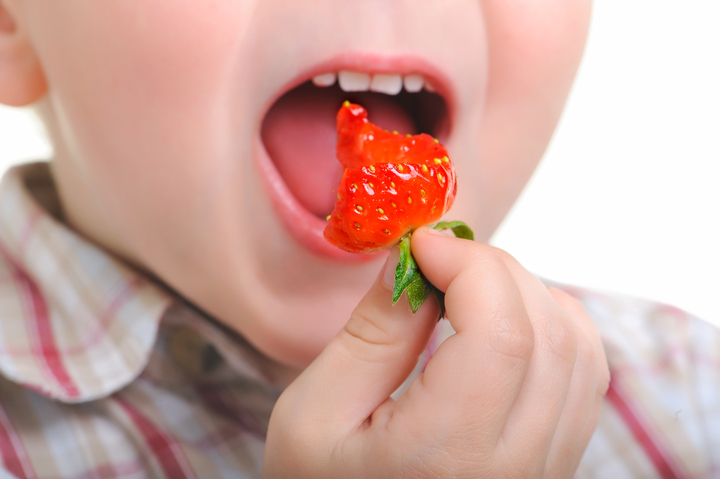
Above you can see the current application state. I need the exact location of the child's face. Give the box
[18,0,590,369]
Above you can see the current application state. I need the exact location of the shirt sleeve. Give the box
[559,286,720,478]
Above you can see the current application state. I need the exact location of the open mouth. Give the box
[259,68,450,259]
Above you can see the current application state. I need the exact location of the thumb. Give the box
[282,247,439,432]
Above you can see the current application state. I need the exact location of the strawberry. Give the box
[324,101,473,315]
[324,101,458,254]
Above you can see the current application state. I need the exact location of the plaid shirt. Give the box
[0,163,717,478]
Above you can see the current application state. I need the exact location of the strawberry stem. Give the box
[392,221,474,318]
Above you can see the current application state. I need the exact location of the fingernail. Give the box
[425,226,454,237]
[381,246,400,290]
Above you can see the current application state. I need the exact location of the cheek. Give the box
[465,0,592,239]
[26,0,246,169]
[481,0,592,103]
[24,0,256,246]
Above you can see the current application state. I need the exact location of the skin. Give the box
[1,0,608,476]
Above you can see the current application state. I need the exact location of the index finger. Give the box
[390,227,535,443]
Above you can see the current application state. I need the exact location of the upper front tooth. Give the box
[338,71,371,92]
[312,73,336,87]
[370,74,403,95]
[403,74,424,93]
[424,80,436,93]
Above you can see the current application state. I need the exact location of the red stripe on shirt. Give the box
[0,398,36,479]
[0,243,80,399]
[23,273,81,398]
[114,395,196,479]
[17,209,42,257]
[64,277,145,355]
[606,374,686,479]
[0,275,145,358]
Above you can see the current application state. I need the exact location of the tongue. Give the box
[261,83,416,217]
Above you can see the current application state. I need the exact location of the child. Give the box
[0,1,716,478]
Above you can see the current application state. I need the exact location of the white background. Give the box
[1,2,719,327]
[492,1,720,326]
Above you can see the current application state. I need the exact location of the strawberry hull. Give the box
[324,102,457,254]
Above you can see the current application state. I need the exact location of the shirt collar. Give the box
[0,162,294,403]
[0,162,173,402]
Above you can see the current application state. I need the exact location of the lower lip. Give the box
[255,139,381,263]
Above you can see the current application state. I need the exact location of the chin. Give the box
[237,290,359,369]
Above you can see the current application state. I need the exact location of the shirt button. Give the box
[168,326,222,374]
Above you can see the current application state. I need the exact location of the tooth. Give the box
[338,71,371,92]
[424,81,436,93]
[312,73,336,87]
[403,74,424,93]
[370,74,403,95]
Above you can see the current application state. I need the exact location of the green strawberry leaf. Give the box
[392,236,419,305]
[392,239,430,313]
[433,221,474,241]
[392,221,475,318]
[406,269,433,313]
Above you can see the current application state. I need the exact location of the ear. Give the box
[0,0,46,106]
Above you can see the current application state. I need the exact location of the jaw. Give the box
[255,53,456,262]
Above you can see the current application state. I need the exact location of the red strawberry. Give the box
[324,101,458,254]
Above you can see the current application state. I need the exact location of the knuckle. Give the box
[537,312,578,367]
[346,306,392,346]
[488,246,518,265]
[464,242,504,268]
[341,306,400,364]
[549,287,609,381]
[486,309,535,364]
[575,320,609,390]
[548,287,588,319]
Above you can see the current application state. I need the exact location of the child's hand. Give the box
[263,227,609,478]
